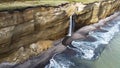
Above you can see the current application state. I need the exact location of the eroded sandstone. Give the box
[0,0,120,63]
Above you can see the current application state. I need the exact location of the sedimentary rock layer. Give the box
[2,11,119,68]
[0,0,120,61]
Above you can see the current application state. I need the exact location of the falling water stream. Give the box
[45,14,120,68]
[0,13,120,68]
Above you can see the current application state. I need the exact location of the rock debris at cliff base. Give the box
[0,0,120,64]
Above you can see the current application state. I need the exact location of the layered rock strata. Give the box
[0,11,119,68]
[0,0,120,63]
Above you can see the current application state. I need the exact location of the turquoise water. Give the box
[46,15,120,68]
[46,29,120,68]
[94,33,120,68]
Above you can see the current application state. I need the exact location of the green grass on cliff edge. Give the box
[0,0,98,11]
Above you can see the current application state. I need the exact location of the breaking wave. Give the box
[45,16,120,68]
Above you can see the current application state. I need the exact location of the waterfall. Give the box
[67,14,75,36]
[45,15,120,68]
[62,14,75,46]
[0,13,120,68]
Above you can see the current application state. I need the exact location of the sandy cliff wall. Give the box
[0,0,120,62]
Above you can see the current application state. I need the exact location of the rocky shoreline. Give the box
[0,0,120,67]
[0,12,119,68]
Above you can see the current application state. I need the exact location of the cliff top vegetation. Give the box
[0,0,98,11]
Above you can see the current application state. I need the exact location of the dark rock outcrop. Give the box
[0,0,120,63]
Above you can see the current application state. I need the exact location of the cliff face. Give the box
[0,0,120,63]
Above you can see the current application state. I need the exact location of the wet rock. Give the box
[0,0,120,63]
